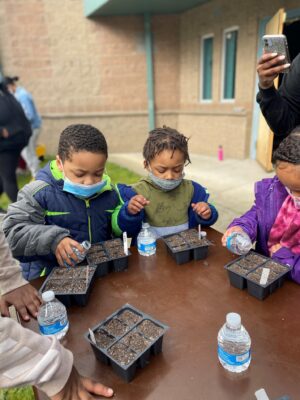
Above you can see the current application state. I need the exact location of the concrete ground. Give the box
[109,153,274,233]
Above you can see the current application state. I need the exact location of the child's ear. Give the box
[143,160,149,170]
[56,155,63,172]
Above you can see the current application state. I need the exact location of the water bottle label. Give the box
[39,319,68,335]
[218,346,251,366]
[138,242,156,253]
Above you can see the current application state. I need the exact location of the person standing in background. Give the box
[5,76,42,178]
[0,73,31,207]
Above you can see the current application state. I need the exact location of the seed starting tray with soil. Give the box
[224,251,292,300]
[85,304,169,382]
[86,238,131,277]
[162,228,212,264]
[40,265,97,307]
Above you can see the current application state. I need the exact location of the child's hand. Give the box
[192,202,212,219]
[270,243,282,256]
[55,237,83,267]
[127,195,149,215]
[221,226,244,247]
[0,283,42,321]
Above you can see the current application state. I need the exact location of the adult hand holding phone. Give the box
[257,52,290,89]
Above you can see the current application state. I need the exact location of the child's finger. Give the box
[201,208,211,216]
[131,205,142,214]
[69,240,84,255]
[59,247,74,267]
[135,196,149,206]
[66,243,81,263]
[131,200,145,211]
[196,205,208,214]
[0,298,10,318]
[56,252,64,267]
[221,235,226,246]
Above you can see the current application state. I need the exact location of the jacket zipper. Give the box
[85,199,92,242]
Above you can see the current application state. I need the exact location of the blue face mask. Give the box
[63,177,107,198]
[148,171,184,191]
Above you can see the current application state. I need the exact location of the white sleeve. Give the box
[0,228,28,296]
[0,317,73,397]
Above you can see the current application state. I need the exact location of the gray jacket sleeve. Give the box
[2,181,70,257]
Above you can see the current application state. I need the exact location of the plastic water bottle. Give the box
[64,240,91,268]
[218,312,251,373]
[38,291,69,340]
[226,231,252,255]
[137,222,156,256]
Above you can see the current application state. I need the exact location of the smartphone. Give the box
[263,34,291,73]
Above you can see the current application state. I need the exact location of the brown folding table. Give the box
[29,228,300,399]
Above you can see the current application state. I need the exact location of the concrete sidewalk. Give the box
[109,153,273,233]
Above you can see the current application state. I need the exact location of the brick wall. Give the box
[1,0,300,157]
[0,0,180,154]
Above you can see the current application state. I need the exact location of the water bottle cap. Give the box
[142,222,150,229]
[42,291,55,302]
[81,241,91,251]
[226,312,241,329]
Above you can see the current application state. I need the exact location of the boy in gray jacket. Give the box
[3,124,128,279]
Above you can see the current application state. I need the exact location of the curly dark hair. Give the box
[143,126,191,164]
[272,127,300,165]
[58,124,108,161]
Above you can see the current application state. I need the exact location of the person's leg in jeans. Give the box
[21,128,40,178]
[0,150,21,202]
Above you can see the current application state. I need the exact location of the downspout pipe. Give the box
[144,13,155,130]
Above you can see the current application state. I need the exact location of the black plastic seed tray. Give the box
[85,304,169,382]
[162,228,212,265]
[86,238,131,277]
[39,265,97,307]
[224,251,292,300]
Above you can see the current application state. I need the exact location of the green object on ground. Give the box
[0,387,34,400]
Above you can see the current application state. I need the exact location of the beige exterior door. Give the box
[256,8,286,171]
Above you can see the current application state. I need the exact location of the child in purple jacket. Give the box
[222,130,300,284]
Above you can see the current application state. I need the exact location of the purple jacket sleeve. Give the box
[272,247,300,284]
[227,203,258,242]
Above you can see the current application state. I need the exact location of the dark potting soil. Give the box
[104,318,129,337]
[44,279,72,293]
[88,255,109,263]
[49,266,95,281]
[247,267,278,284]
[107,342,137,366]
[106,248,126,258]
[72,279,89,293]
[117,310,143,327]
[121,331,151,353]
[227,264,248,276]
[94,329,115,349]
[264,260,288,274]
[104,239,122,249]
[237,258,255,270]
[244,253,266,265]
[137,320,164,341]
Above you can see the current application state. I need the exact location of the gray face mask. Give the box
[148,171,184,191]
